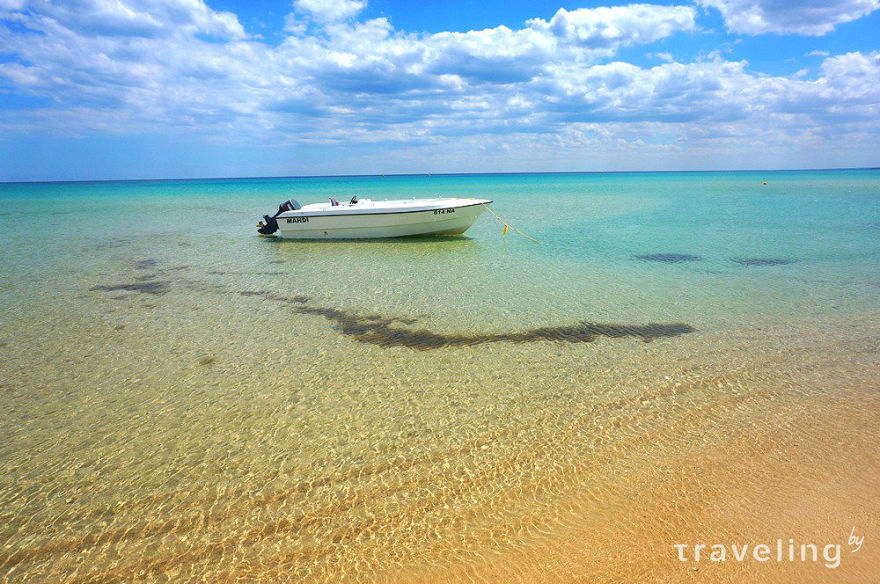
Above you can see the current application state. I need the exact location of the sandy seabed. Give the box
[1,278,877,584]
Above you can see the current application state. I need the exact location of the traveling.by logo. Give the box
[673,528,865,569]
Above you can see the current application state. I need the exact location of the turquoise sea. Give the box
[1,170,879,582]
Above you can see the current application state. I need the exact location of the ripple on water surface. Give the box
[1,172,878,582]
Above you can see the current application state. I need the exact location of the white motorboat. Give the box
[257,196,492,239]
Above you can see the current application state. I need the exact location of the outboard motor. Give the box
[257,215,279,235]
[257,199,301,235]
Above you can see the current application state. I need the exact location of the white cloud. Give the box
[528,4,696,48]
[0,1,878,174]
[819,51,880,100]
[10,0,247,39]
[699,0,880,35]
[0,0,24,11]
[0,2,701,133]
[293,0,367,23]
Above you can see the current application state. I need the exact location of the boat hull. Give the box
[275,201,489,239]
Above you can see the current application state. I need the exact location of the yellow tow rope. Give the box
[481,203,542,244]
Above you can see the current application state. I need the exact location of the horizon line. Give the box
[1,166,878,186]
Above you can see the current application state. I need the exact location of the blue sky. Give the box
[1,0,879,180]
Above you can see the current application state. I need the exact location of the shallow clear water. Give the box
[1,171,878,582]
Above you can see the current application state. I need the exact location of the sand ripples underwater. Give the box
[2,171,878,582]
